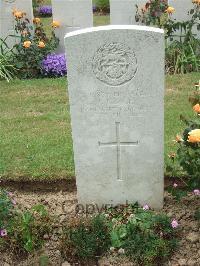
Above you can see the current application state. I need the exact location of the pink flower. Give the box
[0,229,7,237]
[171,219,179,228]
[193,189,200,196]
[143,204,149,210]
[8,192,14,197]
[173,183,178,188]
[11,198,17,205]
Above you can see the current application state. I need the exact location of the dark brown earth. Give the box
[0,186,199,266]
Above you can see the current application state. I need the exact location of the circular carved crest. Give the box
[93,42,137,86]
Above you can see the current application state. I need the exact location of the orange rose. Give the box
[38,41,45,48]
[165,6,175,14]
[193,103,200,113]
[175,135,183,143]
[192,0,200,5]
[187,129,200,143]
[52,20,61,28]
[33,17,41,24]
[23,40,31,48]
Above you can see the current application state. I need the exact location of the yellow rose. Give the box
[13,9,26,19]
[52,20,61,28]
[193,103,200,113]
[166,6,175,14]
[187,129,200,143]
[38,41,45,48]
[23,40,31,48]
[33,17,41,24]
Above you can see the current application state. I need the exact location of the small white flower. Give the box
[118,248,125,254]
[110,247,115,252]
[130,214,135,218]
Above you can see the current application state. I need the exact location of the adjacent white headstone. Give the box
[168,0,200,40]
[65,25,164,209]
[110,0,147,25]
[52,0,93,52]
[0,0,33,47]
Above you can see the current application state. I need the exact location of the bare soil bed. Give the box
[0,188,199,266]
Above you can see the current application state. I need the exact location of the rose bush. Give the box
[172,81,200,190]
[11,9,59,79]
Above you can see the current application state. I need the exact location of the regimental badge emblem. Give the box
[93,42,137,86]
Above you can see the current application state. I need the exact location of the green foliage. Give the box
[61,203,179,265]
[176,122,200,188]
[0,189,53,255]
[165,39,200,74]
[168,82,200,194]
[12,13,59,79]
[32,0,44,9]
[135,0,168,28]
[61,215,110,262]
[106,203,178,266]
[136,0,200,74]
[0,189,15,231]
[95,0,110,12]
[0,38,16,82]
[167,186,188,201]
[8,204,52,253]
[164,3,200,74]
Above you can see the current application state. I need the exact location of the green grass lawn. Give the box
[0,73,199,181]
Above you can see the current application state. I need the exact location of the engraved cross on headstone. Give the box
[99,122,139,181]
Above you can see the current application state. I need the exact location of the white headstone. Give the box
[52,0,93,52]
[65,25,164,209]
[168,0,200,40]
[110,0,147,25]
[0,0,33,47]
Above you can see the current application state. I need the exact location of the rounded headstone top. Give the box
[4,0,16,3]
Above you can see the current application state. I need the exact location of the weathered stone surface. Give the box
[0,0,33,47]
[52,0,93,52]
[54,26,80,53]
[65,25,164,209]
[110,0,147,25]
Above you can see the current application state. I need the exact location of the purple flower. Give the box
[93,5,97,12]
[143,204,149,210]
[193,189,200,196]
[171,219,179,228]
[38,5,52,16]
[41,53,67,77]
[0,229,7,237]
